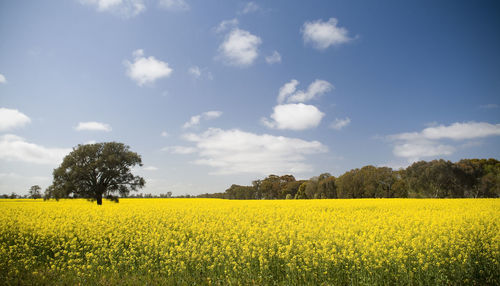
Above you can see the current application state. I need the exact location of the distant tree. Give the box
[457,158,500,198]
[295,182,308,199]
[405,160,462,198]
[196,158,498,200]
[260,175,281,199]
[224,184,257,199]
[285,194,293,200]
[336,169,363,198]
[49,142,145,205]
[9,192,18,199]
[281,181,304,199]
[317,176,337,198]
[252,179,262,199]
[28,185,42,199]
[391,171,408,198]
[305,178,318,199]
[278,175,296,198]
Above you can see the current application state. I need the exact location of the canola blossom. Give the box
[0,198,499,285]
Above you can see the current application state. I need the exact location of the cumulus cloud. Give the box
[277,79,333,104]
[265,51,281,64]
[330,117,351,130]
[389,122,500,141]
[0,74,6,84]
[125,49,173,86]
[180,128,327,175]
[0,108,31,131]
[158,0,189,11]
[214,18,239,33]
[302,18,352,50]
[183,111,222,129]
[218,28,262,67]
[79,0,146,17]
[241,2,259,14]
[388,121,500,162]
[162,145,197,154]
[393,140,455,160]
[75,121,112,132]
[263,79,333,130]
[262,103,325,131]
[0,134,70,165]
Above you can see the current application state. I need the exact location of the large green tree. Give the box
[50,142,145,205]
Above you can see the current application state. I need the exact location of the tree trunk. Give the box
[96,193,103,205]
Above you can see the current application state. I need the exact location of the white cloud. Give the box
[214,18,239,34]
[388,121,500,162]
[181,128,327,175]
[265,51,282,64]
[390,122,500,141]
[277,79,333,104]
[262,103,325,131]
[0,74,6,84]
[0,134,70,165]
[277,79,299,104]
[75,121,112,132]
[162,145,197,154]
[203,111,222,119]
[264,79,333,130]
[125,49,173,86]
[184,115,201,129]
[393,140,455,162]
[158,0,189,11]
[183,111,222,129]
[0,108,31,131]
[330,117,351,130]
[188,66,201,78]
[421,122,500,140]
[79,0,145,17]
[242,2,259,14]
[302,18,352,50]
[218,28,262,67]
[143,166,158,171]
[480,104,498,109]
[161,131,169,137]
[188,66,212,79]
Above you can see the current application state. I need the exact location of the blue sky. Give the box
[1,0,499,195]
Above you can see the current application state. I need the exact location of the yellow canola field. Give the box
[0,198,499,285]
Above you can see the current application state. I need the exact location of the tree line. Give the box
[2,157,498,201]
[196,159,500,199]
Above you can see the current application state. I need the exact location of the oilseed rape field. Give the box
[0,199,498,285]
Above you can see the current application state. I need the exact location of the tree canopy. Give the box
[48,142,145,205]
[196,158,500,200]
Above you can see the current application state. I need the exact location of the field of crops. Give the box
[0,198,498,285]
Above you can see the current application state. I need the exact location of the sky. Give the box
[1,0,499,196]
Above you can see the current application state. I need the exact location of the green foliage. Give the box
[294,182,308,199]
[203,158,500,200]
[28,185,42,199]
[48,142,145,205]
